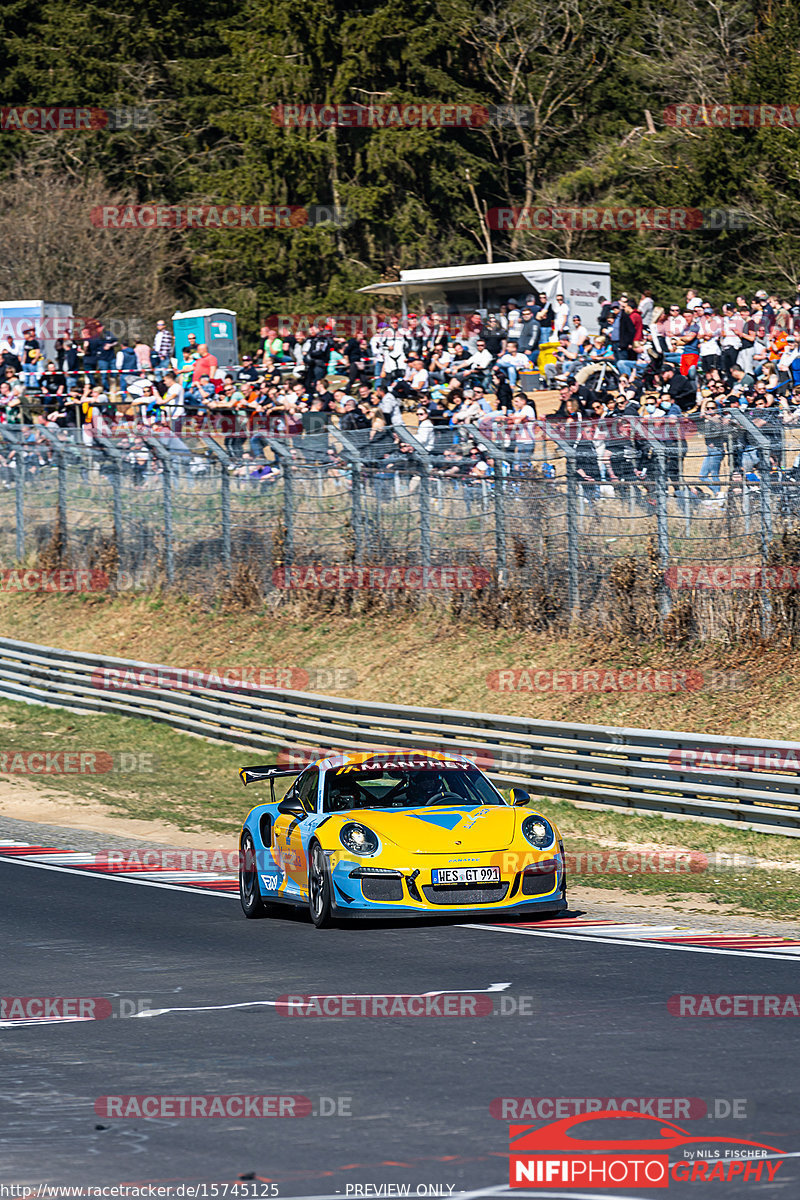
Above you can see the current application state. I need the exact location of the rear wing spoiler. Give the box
[239,766,302,787]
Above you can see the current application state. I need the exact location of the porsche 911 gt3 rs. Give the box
[238,751,567,927]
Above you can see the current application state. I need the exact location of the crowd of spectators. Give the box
[2,284,800,497]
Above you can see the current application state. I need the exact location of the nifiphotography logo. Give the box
[508,1110,785,1187]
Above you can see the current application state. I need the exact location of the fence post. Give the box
[465,426,515,581]
[142,436,174,585]
[37,428,71,561]
[201,436,232,574]
[93,435,125,578]
[633,419,671,616]
[0,429,25,561]
[262,437,296,571]
[729,409,773,634]
[392,426,432,569]
[335,429,366,563]
[543,421,579,613]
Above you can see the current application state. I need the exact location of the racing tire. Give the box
[239,832,275,919]
[308,842,334,929]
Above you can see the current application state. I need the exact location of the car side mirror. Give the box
[278,797,307,819]
[510,788,531,806]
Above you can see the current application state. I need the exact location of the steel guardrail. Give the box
[1,637,799,835]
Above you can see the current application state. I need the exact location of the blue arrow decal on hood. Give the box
[408,812,464,830]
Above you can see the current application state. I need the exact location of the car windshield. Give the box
[323,764,505,812]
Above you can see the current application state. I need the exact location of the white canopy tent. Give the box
[358,258,612,333]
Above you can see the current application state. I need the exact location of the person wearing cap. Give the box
[238,354,260,383]
[152,320,173,377]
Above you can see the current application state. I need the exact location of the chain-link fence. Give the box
[3,414,800,639]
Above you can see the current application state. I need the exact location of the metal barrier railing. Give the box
[1,636,799,836]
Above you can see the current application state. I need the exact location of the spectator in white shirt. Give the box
[496,340,528,386]
[162,371,185,429]
[509,391,537,453]
[415,405,435,450]
[569,316,590,347]
[506,301,523,339]
[405,358,429,392]
[459,338,494,387]
[553,294,570,335]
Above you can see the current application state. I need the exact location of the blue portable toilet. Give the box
[172,308,239,370]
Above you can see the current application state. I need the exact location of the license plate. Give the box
[432,866,500,885]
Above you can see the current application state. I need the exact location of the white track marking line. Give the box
[0,854,239,896]
[461,923,800,962]
[0,983,513,1027]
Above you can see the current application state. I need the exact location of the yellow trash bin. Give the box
[536,340,561,373]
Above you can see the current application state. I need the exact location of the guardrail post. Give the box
[201,436,232,574]
[142,436,174,585]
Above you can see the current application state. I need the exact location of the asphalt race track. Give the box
[1,859,798,1199]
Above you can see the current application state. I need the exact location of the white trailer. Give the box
[0,300,74,364]
[359,258,612,334]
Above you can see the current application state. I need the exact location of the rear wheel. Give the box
[239,832,274,919]
[308,842,334,928]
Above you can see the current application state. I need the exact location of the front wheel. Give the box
[308,842,334,928]
[239,832,274,919]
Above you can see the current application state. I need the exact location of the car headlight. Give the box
[521,815,555,851]
[339,822,380,856]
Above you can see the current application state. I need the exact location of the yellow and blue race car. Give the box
[238,751,567,927]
